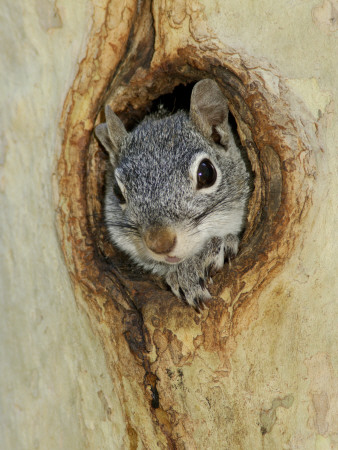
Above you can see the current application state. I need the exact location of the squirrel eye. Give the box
[113,182,126,204]
[196,159,217,189]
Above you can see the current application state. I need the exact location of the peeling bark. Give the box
[57,0,322,447]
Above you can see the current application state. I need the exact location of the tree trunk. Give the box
[1,0,337,449]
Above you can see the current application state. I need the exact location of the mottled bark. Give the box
[2,0,337,448]
[57,1,322,448]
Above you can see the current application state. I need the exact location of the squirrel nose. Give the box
[143,226,177,255]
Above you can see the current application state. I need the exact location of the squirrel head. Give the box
[95,80,249,266]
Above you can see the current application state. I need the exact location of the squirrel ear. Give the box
[95,105,127,166]
[190,79,230,146]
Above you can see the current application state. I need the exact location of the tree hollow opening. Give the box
[59,36,315,321]
[87,70,277,310]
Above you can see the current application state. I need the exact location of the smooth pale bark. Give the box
[1,0,337,449]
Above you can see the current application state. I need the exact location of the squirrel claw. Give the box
[198,277,206,289]
[193,304,201,314]
[178,287,187,302]
[193,297,206,313]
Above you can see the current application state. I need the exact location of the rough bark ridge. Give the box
[57,0,320,447]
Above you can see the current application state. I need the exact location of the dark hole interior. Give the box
[150,82,195,114]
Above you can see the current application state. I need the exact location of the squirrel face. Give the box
[95,80,251,273]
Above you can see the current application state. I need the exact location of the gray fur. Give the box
[95,79,252,309]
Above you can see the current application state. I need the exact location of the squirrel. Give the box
[95,79,252,310]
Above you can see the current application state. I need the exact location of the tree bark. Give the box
[1,0,337,449]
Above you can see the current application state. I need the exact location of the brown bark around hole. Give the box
[57,0,318,446]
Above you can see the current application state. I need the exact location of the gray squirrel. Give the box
[95,79,251,309]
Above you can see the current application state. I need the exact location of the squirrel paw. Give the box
[165,235,239,311]
[205,234,239,276]
[165,267,211,312]
[224,233,239,257]
[223,234,239,268]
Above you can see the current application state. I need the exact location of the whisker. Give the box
[191,190,241,227]
[105,219,139,236]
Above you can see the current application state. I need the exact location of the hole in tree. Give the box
[57,13,318,325]
[97,80,254,292]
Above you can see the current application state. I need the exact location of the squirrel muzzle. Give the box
[143,227,177,255]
